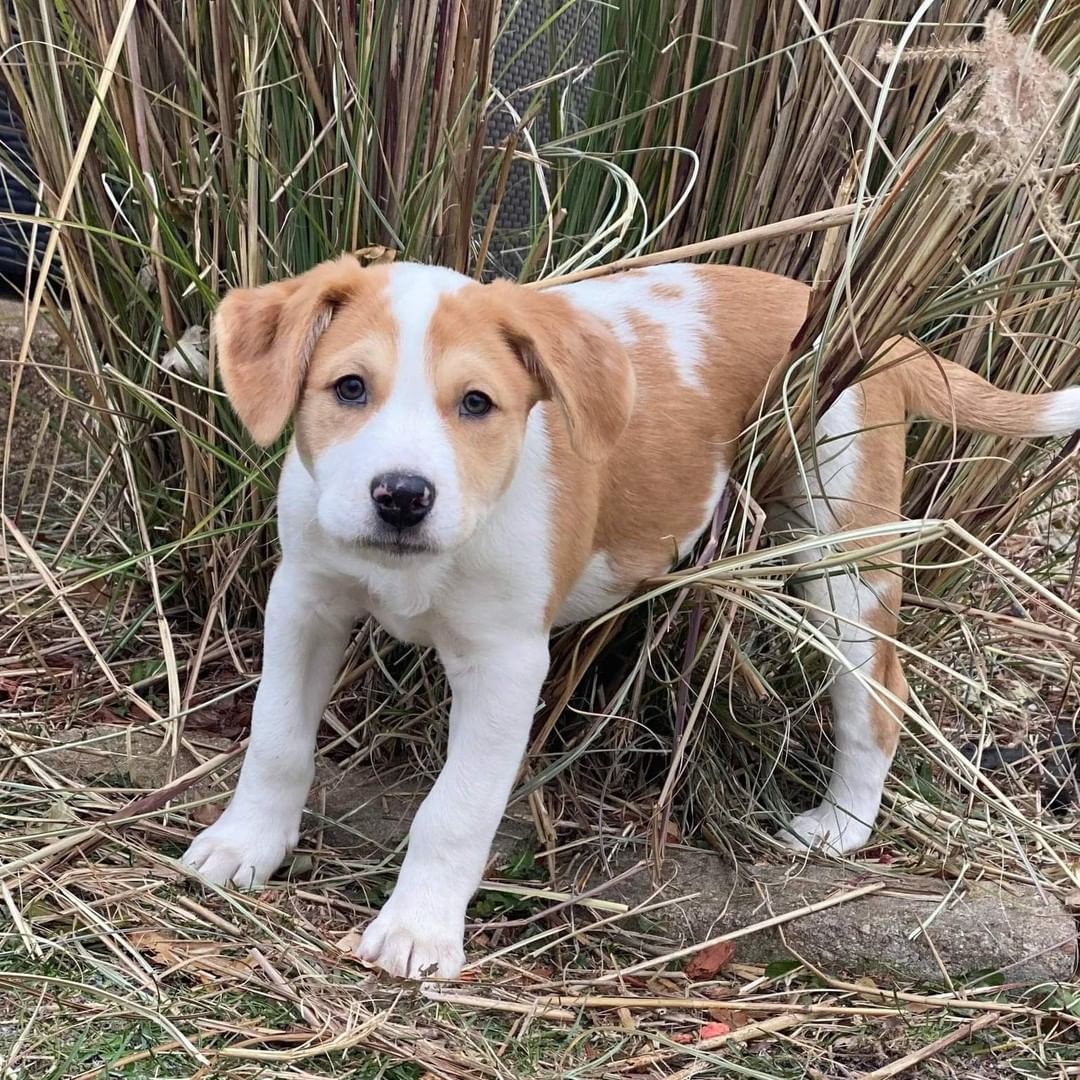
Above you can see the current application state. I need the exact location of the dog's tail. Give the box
[899,345,1080,438]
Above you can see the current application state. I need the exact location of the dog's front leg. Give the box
[182,562,356,888]
[359,635,549,980]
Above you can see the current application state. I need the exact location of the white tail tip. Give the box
[1038,387,1080,436]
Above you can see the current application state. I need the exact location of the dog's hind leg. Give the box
[772,383,909,854]
[779,554,907,853]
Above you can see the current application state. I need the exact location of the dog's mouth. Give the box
[356,531,439,558]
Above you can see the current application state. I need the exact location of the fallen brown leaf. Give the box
[354,245,397,264]
[130,930,255,982]
[708,1008,752,1028]
[684,940,736,979]
[335,928,363,953]
[191,802,224,827]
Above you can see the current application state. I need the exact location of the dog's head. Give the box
[213,256,634,557]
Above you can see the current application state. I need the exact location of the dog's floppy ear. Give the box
[213,256,364,445]
[487,281,635,462]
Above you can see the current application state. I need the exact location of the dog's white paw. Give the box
[358,897,465,980]
[779,804,873,855]
[181,809,296,889]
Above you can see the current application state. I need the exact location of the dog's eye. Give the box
[335,375,367,404]
[460,390,494,417]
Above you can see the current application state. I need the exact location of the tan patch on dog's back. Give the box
[545,266,814,623]
[650,282,684,302]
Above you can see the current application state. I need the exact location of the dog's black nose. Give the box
[370,472,436,529]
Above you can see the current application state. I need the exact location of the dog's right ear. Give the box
[483,281,635,462]
[214,256,365,445]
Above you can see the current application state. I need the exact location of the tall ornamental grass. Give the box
[0,1,1077,882]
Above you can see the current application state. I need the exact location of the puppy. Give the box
[182,256,1079,979]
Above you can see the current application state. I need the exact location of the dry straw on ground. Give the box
[1,3,1078,1078]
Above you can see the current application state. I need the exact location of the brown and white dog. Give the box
[182,256,1079,979]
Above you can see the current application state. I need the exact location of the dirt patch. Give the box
[0,299,67,509]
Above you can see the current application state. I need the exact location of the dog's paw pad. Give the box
[358,904,465,981]
[181,812,294,889]
[778,806,872,855]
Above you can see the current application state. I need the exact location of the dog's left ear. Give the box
[487,281,635,462]
[214,256,364,445]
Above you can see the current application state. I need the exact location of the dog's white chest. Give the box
[365,603,438,648]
